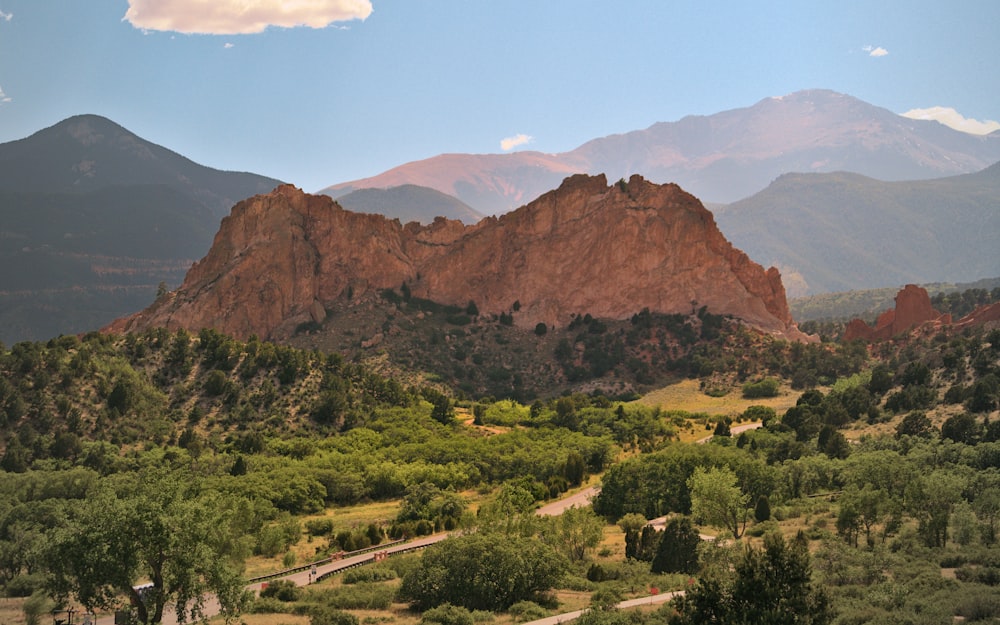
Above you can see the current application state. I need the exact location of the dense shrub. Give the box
[312,583,395,610]
[742,378,780,398]
[421,603,474,625]
[309,606,360,625]
[342,565,398,584]
[399,533,567,611]
[259,579,302,602]
[508,601,549,622]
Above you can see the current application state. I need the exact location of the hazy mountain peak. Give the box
[323,89,1000,211]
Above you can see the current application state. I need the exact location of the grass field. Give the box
[631,378,802,443]
[633,378,802,417]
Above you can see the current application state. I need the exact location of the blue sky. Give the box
[0,1,998,191]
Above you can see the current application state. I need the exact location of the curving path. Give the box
[521,591,684,625]
[90,484,602,625]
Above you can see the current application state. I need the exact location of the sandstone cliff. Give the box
[843,285,950,341]
[108,175,808,341]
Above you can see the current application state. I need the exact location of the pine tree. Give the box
[755,495,771,522]
[670,533,833,625]
[651,516,700,574]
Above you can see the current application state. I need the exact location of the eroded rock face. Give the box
[843,285,949,341]
[107,175,808,341]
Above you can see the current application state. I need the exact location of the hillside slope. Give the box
[714,162,1000,296]
[332,184,485,224]
[0,115,283,343]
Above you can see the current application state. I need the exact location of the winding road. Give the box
[89,484,604,625]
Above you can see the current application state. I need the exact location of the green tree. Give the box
[670,533,833,625]
[743,405,777,426]
[895,411,933,439]
[908,470,966,548]
[618,513,647,561]
[974,483,1000,546]
[651,516,700,574]
[398,533,567,611]
[941,413,981,445]
[867,364,893,395]
[44,471,251,624]
[546,505,604,561]
[422,388,454,425]
[837,484,899,548]
[477,482,538,536]
[742,378,780,399]
[688,466,751,538]
[563,451,587,486]
[754,495,771,523]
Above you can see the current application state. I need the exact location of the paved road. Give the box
[92,534,449,625]
[696,421,762,444]
[91,485,601,625]
[521,590,684,625]
[536,486,598,516]
[88,476,697,624]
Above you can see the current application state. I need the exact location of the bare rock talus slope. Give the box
[109,175,808,341]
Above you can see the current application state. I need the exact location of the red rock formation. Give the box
[107,175,809,341]
[955,302,1000,330]
[843,284,950,341]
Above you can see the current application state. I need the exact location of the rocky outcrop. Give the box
[843,285,951,341]
[107,175,809,341]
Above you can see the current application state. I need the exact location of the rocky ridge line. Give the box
[107,174,809,342]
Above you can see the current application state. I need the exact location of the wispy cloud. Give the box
[0,84,11,104]
[224,42,234,49]
[902,106,1000,135]
[500,133,533,151]
[123,0,373,35]
[863,45,888,57]
[0,8,12,22]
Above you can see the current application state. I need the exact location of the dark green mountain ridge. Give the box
[0,115,284,344]
[715,162,1000,297]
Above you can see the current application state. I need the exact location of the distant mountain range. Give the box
[0,115,283,344]
[321,89,1000,213]
[714,163,1000,296]
[332,185,484,224]
[4,89,1000,343]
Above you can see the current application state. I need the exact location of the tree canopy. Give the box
[44,470,252,624]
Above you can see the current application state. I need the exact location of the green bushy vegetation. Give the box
[1,290,998,625]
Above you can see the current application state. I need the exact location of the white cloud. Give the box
[224,42,234,48]
[0,8,12,21]
[123,0,373,35]
[901,106,1000,135]
[863,45,888,57]
[500,133,533,151]
[0,85,11,104]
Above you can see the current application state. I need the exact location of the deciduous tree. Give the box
[398,533,566,611]
[44,470,251,624]
[688,466,750,538]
